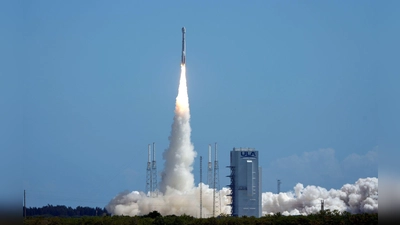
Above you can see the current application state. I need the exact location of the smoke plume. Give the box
[159,65,196,194]
[106,64,226,217]
[105,65,378,217]
[262,177,378,215]
[106,184,231,217]
[106,176,377,217]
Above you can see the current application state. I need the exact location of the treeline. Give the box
[24,210,378,225]
[25,204,109,217]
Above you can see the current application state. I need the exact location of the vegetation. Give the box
[24,209,378,225]
[25,205,109,217]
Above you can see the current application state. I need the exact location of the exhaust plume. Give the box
[159,64,196,194]
[107,64,224,217]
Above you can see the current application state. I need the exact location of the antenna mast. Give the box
[24,190,26,219]
[146,144,152,196]
[207,144,213,187]
[152,142,158,197]
[213,142,220,217]
[321,200,325,212]
[200,156,203,218]
[277,179,281,194]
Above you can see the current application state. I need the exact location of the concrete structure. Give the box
[228,148,261,217]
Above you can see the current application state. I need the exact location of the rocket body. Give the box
[181,27,186,65]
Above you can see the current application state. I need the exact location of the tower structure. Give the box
[320,200,325,211]
[277,179,281,194]
[226,166,236,216]
[151,142,158,196]
[200,156,203,218]
[146,144,152,196]
[24,190,26,219]
[207,144,213,187]
[213,142,220,217]
[229,147,262,217]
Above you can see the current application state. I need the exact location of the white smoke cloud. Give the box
[106,177,378,217]
[261,177,378,215]
[159,64,197,193]
[106,185,231,217]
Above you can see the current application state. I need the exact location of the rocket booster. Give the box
[181,27,186,65]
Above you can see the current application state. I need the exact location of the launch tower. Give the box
[146,144,152,196]
[145,143,158,197]
[207,144,213,187]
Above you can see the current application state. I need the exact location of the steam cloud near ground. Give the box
[106,178,378,217]
[262,177,377,215]
[106,65,378,217]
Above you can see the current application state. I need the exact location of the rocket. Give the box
[181,27,186,65]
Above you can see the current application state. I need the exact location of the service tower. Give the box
[228,148,262,217]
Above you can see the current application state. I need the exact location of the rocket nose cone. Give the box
[182,27,186,33]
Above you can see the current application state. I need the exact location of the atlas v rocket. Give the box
[181,27,186,65]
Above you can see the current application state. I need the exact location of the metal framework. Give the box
[277,179,281,194]
[146,144,152,196]
[213,142,220,217]
[227,166,236,216]
[146,143,158,197]
[151,142,158,196]
[200,156,203,218]
[207,144,213,187]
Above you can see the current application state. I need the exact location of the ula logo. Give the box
[241,151,256,158]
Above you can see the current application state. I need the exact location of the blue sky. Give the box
[1,0,398,208]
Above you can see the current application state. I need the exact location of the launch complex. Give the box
[144,27,262,218]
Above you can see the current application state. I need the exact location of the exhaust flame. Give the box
[175,65,189,114]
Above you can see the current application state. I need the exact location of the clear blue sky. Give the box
[1,0,398,208]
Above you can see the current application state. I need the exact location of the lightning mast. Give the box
[207,144,213,187]
[321,200,325,211]
[200,156,203,218]
[213,142,220,217]
[152,142,158,196]
[146,144,152,196]
[277,179,281,194]
[24,190,26,219]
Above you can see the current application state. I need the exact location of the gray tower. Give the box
[207,144,213,187]
[229,148,262,217]
[151,142,158,196]
[213,143,220,217]
[146,144,152,196]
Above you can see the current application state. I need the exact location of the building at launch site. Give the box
[228,148,262,217]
